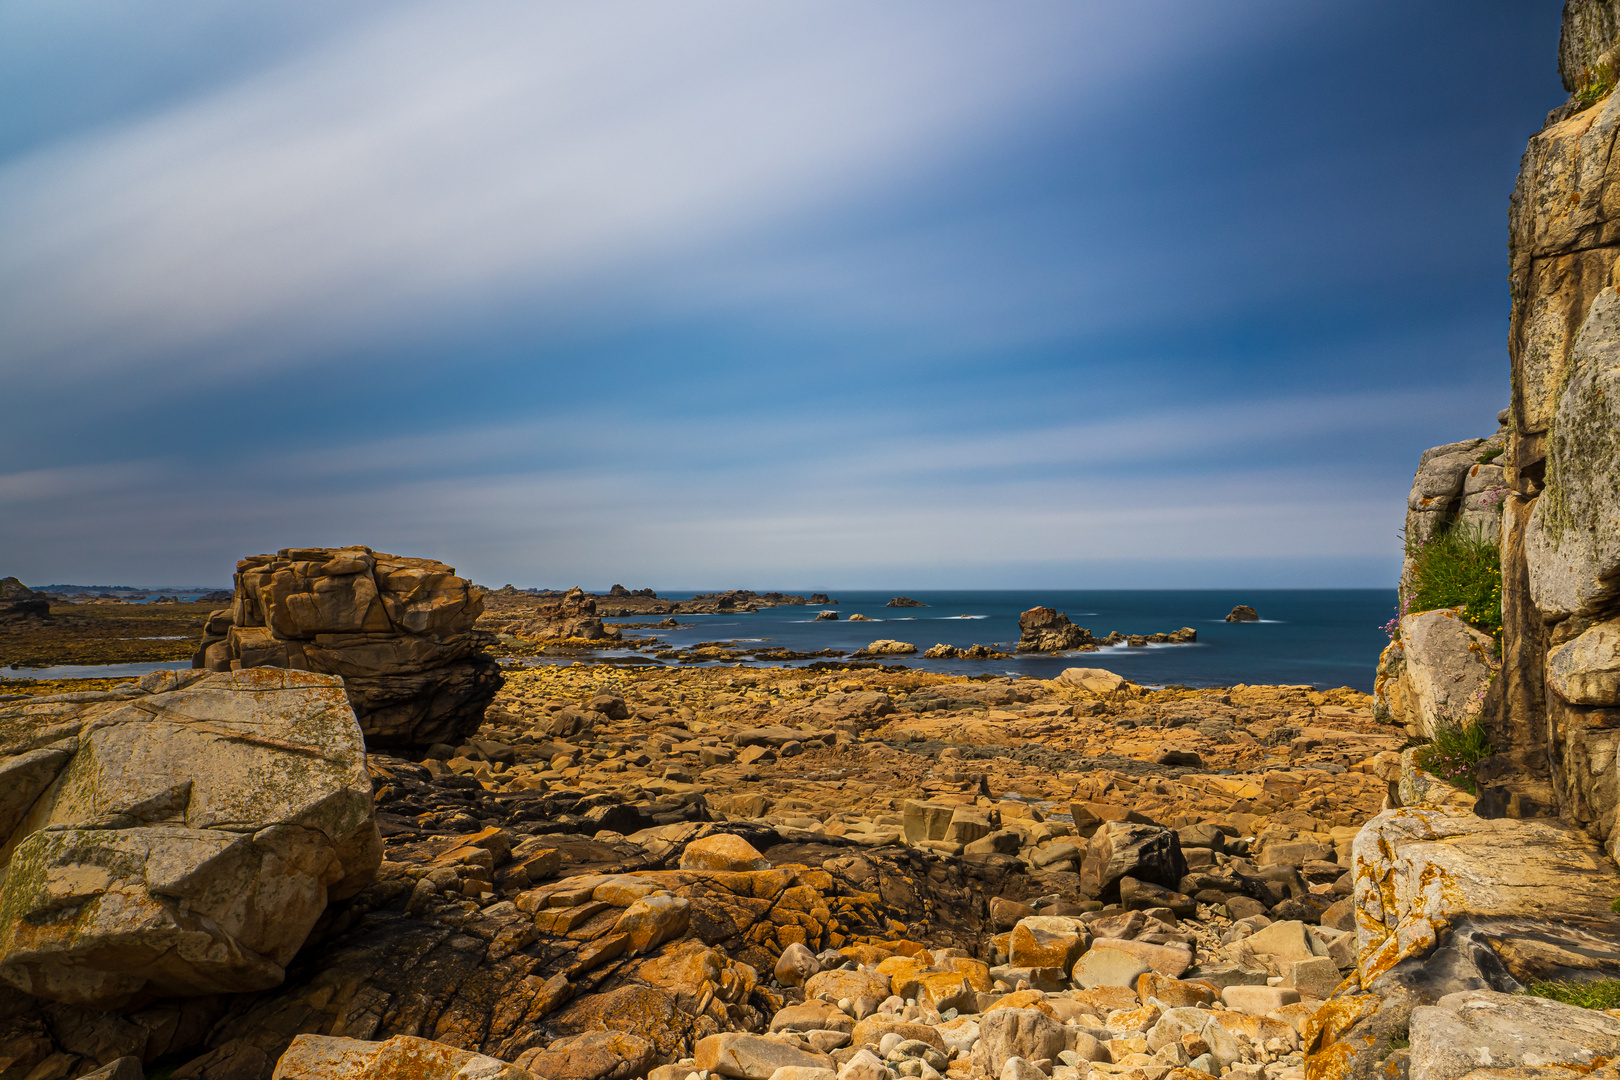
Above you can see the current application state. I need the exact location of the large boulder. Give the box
[1378,609,1498,738]
[1080,821,1186,899]
[193,546,502,748]
[1549,616,1620,704]
[1353,808,1620,988]
[0,668,380,1009]
[972,1008,1064,1076]
[1308,808,1620,1080]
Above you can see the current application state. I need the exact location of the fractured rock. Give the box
[1081,822,1187,899]
[0,671,380,1010]
[194,547,501,748]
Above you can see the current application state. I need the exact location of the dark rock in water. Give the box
[813,610,839,621]
[808,593,835,605]
[1016,607,1096,652]
[886,596,926,608]
[1225,605,1259,622]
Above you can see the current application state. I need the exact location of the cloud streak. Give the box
[0,1,1284,391]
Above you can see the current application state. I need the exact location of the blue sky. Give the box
[0,1,1566,589]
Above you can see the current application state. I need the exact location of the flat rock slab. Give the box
[0,668,379,1008]
[1410,990,1620,1080]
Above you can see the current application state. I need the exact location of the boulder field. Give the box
[0,659,1427,1080]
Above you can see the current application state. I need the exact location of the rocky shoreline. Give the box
[0,653,1397,1080]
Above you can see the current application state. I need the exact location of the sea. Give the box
[599,589,1397,693]
[2,588,1398,693]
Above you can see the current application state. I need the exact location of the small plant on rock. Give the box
[1527,979,1620,1011]
[1414,719,1493,795]
[1403,528,1503,650]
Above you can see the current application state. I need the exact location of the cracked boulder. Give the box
[193,546,503,748]
[0,668,380,1008]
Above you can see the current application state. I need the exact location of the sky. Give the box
[0,1,1569,590]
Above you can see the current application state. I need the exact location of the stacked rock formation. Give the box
[194,547,501,748]
[1017,610,1197,654]
[1017,609,1096,653]
[0,668,379,1009]
[0,576,49,621]
[1401,422,1508,549]
[501,586,619,642]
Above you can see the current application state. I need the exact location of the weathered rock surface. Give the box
[1015,609,1094,653]
[1526,287,1620,621]
[193,547,502,748]
[1376,609,1499,739]
[1548,616,1620,705]
[1408,990,1620,1080]
[1224,606,1259,624]
[502,586,619,643]
[0,657,1399,1080]
[1307,808,1620,1080]
[0,668,380,1008]
[274,1033,541,1080]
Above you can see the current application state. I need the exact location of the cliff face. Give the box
[1498,1,1620,853]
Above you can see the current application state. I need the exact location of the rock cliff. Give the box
[1491,2,1620,850]
[193,547,502,749]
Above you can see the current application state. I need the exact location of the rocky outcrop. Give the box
[0,668,379,1009]
[0,577,49,621]
[1402,428,1507,548]
[1016,611,1196,654]
[194,547,502,749]
[1015,609,1095,653]
[1485,4,1620,846]
[922,644,1009,660]
[1224,606,1258,623]
[503,587,618,642]
[885,598,926,609]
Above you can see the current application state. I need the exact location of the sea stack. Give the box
[193,546,502,748]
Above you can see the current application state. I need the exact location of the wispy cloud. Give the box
[0,1,1288,392]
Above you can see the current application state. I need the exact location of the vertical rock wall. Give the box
[1500,2,1620,852]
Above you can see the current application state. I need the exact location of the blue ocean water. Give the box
[604,589,1397,693]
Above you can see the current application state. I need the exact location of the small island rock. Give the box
[1225,605,1259,623]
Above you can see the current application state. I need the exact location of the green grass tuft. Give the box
[1414,720,1493,795]
[1527,979,1620,1011]
[1405,528,1503,647]
[1476,446,1504,465]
